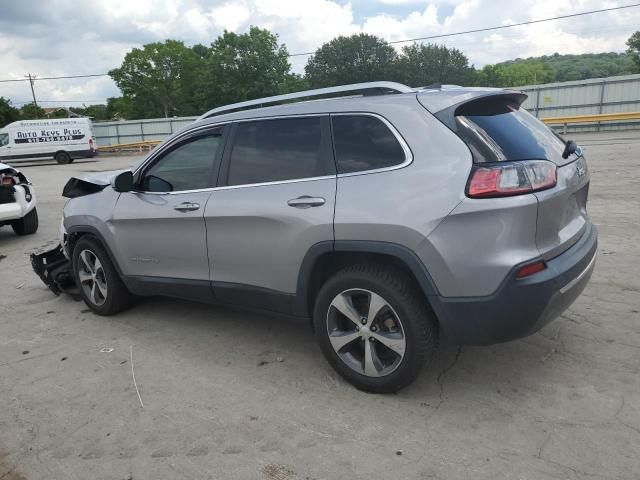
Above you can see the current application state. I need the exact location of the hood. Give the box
[75,169,127,186]
[62,169,127,198]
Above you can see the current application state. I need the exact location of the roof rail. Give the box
[198,81,414,120]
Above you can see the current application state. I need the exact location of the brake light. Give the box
[516,260,547,278]
[467,160,557,198]
[89,138,95,151]
[0,175,15,186]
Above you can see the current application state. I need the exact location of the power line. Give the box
[0,73,110,83]
[287,3,640,57]
[13,99,106,104]
[0,1,639,84]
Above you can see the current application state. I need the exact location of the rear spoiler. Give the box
[428,91,528,131]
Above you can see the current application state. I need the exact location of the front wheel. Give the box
[313,265,437,393]
[72,236,134,315]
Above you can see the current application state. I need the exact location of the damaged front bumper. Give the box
[31,244,80,298]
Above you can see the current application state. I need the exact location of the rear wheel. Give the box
[313,265,437,393]
[55,151,72,164]
[11,207,38,235]
[72,236,134,315]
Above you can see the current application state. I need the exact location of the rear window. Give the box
[332,115,406,174]
[453,99,568,164]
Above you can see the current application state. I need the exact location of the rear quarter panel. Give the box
[334,96,471,249]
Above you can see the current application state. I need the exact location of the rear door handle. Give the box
[174,202,200,212]
[287,196,326,209]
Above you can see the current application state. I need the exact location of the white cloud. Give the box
[0,0,638,107]
[209,2,252,31]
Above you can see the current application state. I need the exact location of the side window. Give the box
[140,128,224,192]
[0,133,8,147]
[332,115,406,174]
[227,117,330,186]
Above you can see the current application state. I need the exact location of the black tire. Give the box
[313,264,437,393]
[11,207,38,235]
[55,151,72,164]
[72,236,134,315]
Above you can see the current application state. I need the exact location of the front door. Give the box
[111,126,226,287]
[205,116,336,312]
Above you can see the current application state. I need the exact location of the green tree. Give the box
[0,97,20,127]
[19,103,46,120]
[105,97,133,120]
[476,61,554,87]
[626,32,640,71]
[480,52,636,85]
[396,43,474,87]
[69,104,110,121]
[109,40,201,118]
[197,27,293,109]
[305,34,398,88]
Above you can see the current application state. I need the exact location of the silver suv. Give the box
[32,82,597,392]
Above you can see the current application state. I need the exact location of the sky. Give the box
[0,0,639,108]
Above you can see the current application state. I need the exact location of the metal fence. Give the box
[92,73,640,145]
[93,116,197,147]
[519,74,640,132]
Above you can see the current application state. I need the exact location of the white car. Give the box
[0,162,38,235]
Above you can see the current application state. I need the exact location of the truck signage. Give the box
[14,128,85,144]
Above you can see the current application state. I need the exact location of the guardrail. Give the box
[541,112,640,133]
[97,140,162,154]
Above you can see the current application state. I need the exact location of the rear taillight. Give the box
[467,160,557,198]
[89,138,95,150]
[0,175,15,186]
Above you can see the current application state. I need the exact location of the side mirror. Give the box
[112,171,134,192]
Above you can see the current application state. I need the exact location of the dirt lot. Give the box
[1,133,639,480]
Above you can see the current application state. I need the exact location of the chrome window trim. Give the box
[132,112,413,195]
[135,174,337,195]
[330,112,414,178]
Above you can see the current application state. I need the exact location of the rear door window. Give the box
[227,117,332,186]
[452,100,569,165]
[331,115,407,174]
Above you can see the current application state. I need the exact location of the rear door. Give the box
[446,98,590,259]
[111,126,226,286]
[204,116,336,311]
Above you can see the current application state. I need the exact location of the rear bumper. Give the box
[430,223,598,345]
[0,185,35,224]
[71,149,96,159]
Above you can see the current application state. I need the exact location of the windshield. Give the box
[0,133,8,147]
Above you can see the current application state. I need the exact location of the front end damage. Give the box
[31,169,122,298]
[31,245,80,299]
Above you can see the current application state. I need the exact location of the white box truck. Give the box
[0,118,97,164]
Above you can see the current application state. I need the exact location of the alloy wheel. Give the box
[77,249,108,306]
[326,289,406,377]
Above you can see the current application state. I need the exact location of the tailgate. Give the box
[534,156,590,260]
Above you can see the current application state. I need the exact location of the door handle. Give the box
[287,196,326,209]
[174,202,200,212]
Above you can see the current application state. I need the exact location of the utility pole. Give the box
[25,73,38,118]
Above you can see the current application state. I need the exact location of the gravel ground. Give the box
[0,133,639,480]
